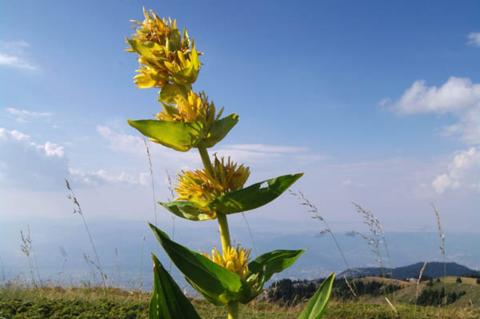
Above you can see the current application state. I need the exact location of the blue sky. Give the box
[1,0,480,244]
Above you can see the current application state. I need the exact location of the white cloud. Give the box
[215,144,321,164]
[386,77,480,194]
[5,107,52,122]
[432,147,480,194]
[0,40,37,70]
[0,53,36,70]
[8,129,30,142]
[467,32,480,47]
[391,77,480,114]
[224,144,308,153]
[43,142,64,157]
[389,77,480,145]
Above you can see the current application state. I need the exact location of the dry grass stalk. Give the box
[165,170,177,272]
[414,261,428,316]
[58,246,68,282]
[290,189,358,298]
[66,179,107,290]
[138,235,146,291]
[143,138,158,226]
[432,203,447,308]
[20,226,41,287]
[241,212,258,258]
[385,296,399,317]
[0,256,5,283]
[351,202,391,278]
[165,170,176,239]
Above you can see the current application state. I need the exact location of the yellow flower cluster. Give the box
[212,156,250,193]
[175,156,250,210]
[156,91,216,126]
[207,246,250,279]
[128,9,200,90]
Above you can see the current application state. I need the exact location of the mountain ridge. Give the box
[339,261,480,279]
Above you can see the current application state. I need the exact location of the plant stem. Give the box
[198,145,215,177]
[217,213,232,252]
[227,302,239,319]
[198,145,238,319]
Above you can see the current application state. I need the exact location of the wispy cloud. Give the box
[0,127,66,189]
[467,32,480,47]
[5,107,52,122]
[0,40,38,70]
[97,125,324,170]
[0,53,37,70]
[69,168,149,187]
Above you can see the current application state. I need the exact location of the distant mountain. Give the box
[339,262,480,279]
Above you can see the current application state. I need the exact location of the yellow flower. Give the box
[175,169,223,210]
[212,156,250,193]
[175,156,250,210]
[128,9,200,90]
[156,91,216,126]
[130,9,175,45]
[207,246,250,279]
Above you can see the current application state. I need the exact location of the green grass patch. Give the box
[0,285,479,319]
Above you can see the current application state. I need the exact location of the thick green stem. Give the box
[197,145,239,319]
[217,213,231,253]
[198,145,215,178]
[227,302,239,319]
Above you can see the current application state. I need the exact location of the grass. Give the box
[1,285,479,319]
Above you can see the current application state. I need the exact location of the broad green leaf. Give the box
[128,119,200,152]
[149,254,201,319]
[249,250,304,282]
[211,173,303,214]
[298,273,335,319]
[204,114,239,148]
[149,224,242,305]
[160,173,303,220]
[159,201,212,221]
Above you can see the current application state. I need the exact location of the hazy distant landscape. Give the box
[2,218,480,289]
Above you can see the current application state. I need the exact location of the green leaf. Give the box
[298,273,335,319]
[159,83,189,105]
[149,224,242,305]
[249,249,304,283]
[173,62,199,85]
[128,119,200,152]
[204,114,239,148]
[159,201,213,221]
[236,249,304,304]
[149,254,201,319]
[127,39,163,63]
[160,173,303,221]
[211,173,303,214]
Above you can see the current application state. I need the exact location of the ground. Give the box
[0,283,479,319]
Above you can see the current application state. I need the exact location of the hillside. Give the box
[267,275,480,309]
[339,262,480,279]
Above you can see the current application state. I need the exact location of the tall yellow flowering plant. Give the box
[127,9,335,319]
